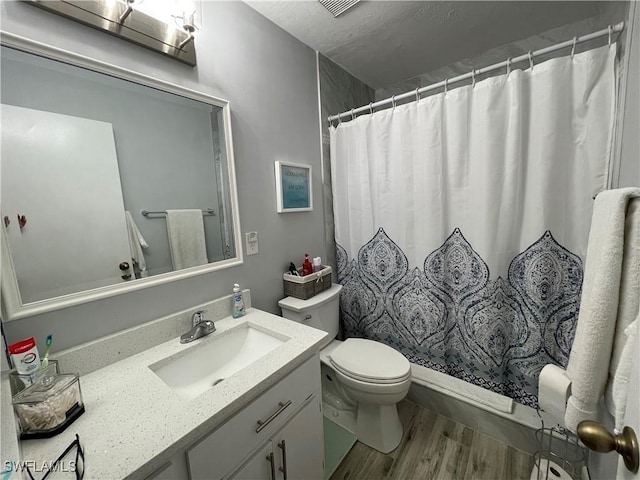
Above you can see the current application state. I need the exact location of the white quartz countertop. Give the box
[13,309,327,479]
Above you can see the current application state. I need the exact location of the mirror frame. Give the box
[0,31,244,322]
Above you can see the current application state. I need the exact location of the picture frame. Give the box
[275,161,313,213]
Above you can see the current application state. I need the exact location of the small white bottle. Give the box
[232,283,246,318]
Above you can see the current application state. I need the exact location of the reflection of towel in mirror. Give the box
[166,209,208,270]
[125,211,149,278]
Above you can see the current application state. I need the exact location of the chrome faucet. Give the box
[180,310,216,344]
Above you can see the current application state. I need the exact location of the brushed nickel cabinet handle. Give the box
[266,452,276,480]
[255,400,292,433]
[278,440,288,480]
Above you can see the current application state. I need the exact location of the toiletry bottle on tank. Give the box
[302,254,313,276]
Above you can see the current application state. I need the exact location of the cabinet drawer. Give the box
[187,355,321,480]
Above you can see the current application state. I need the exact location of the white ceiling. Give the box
[245,1,603,89]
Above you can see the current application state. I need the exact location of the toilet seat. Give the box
[329,338,410,385]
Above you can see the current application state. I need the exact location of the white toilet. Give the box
[278,283,411,454]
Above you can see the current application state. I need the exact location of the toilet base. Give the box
[322,395,357,435]
[356,402,403,454]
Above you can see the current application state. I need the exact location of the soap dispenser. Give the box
[232,284,246,318]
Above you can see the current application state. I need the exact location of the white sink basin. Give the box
[151,324,287,400]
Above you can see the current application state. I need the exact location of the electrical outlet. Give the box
[245,231,259,255]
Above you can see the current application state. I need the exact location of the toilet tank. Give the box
[278,284,342,341]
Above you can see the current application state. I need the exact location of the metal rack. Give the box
[532,421,587,480]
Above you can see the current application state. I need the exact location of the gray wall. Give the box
[1,0,326,351]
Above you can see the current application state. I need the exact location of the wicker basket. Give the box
[283,266,332,300]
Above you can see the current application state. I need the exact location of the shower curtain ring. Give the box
[471,69,476,88]
[415,87,420,102]
[351,108,355,120]
[506,58,511,76]
[391,95,396,108]
[338,114,342,124]
[608,25,612,45]
[369,102,374,115]
[528,51,534,71]
[571,37,577,58]
[444,78,448,94]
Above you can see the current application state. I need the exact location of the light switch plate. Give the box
[245,231,259,255]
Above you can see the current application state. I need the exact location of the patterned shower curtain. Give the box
[329,45,617,407]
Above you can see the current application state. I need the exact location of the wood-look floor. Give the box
[330,401,532,480]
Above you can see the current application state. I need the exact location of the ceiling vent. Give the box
[318,0,361,17]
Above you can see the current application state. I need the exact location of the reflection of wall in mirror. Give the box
[0,46,228,280]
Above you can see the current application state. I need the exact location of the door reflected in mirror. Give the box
[0,34,242,321]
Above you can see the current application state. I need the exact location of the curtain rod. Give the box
[328,22,624,124]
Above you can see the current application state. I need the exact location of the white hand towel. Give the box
[605,198,640,404]
[125,211,149,278]
[166,209,208,270]
[565,187,640,432]
[609,317,638,432]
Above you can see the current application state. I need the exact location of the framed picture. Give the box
[275,161,313,213]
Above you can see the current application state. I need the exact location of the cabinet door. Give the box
[187,356,320,480]
[229,442,274,480]
[273,397,324,480]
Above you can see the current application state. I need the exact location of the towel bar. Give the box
[141,209,216,217]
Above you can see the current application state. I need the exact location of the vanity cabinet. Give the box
[187,355,324,480]
[230,397,324,480]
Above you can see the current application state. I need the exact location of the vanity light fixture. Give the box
[118,0,135,24]
[25,0,198,66]
[175,9,198,50]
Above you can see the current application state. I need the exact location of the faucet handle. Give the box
[191,310,208,326]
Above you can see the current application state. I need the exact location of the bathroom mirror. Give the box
[0,32,243,322]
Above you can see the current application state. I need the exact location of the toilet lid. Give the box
[329,338,410,384]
